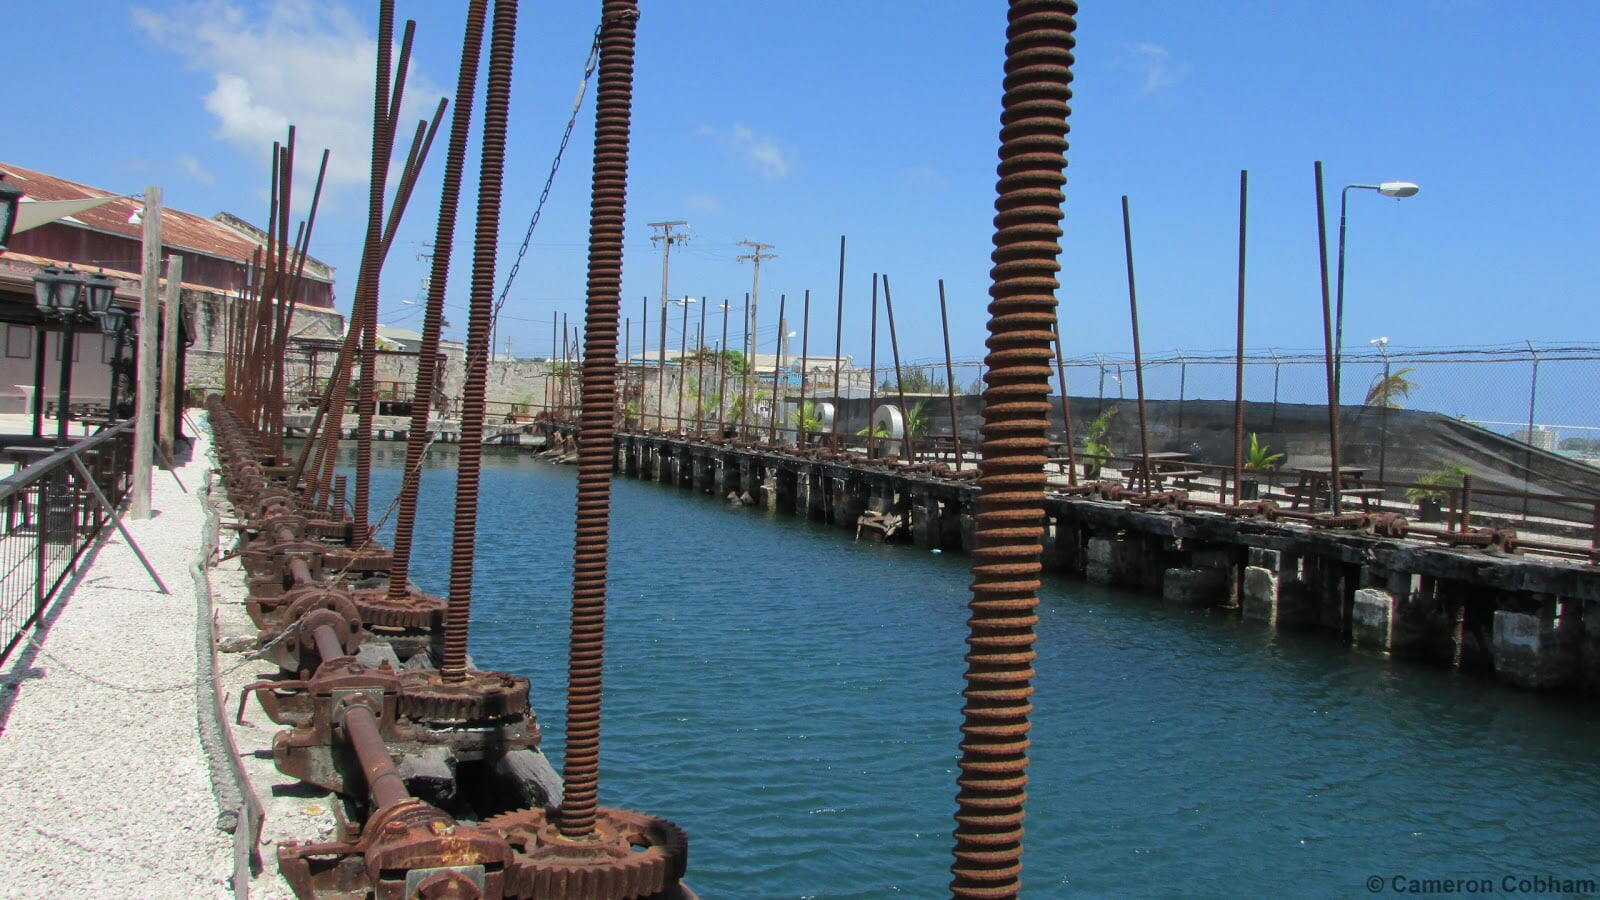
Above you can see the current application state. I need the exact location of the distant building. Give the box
[0,160,343,410]
[1512,426,1558,451]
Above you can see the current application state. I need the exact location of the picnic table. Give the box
[1282,466,1385,510]
[1127,451,1203,490]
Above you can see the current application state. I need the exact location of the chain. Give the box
[491,24,602,343]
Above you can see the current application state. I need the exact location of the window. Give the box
[5,324,31,359]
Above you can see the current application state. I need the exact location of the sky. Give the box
[7,0,1600,384]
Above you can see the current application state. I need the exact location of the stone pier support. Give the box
[1086,533,1146,588]
[911,494,940,549]
[1352,588,1396,650]
[1492,599,1579,689]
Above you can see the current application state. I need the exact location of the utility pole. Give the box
[737,239,775,426]
[650,221,689,430]
[131,185,161,519]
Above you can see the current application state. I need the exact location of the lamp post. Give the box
[32,267,110,445]
[1335,180,1419,404]
[98,307,135,422]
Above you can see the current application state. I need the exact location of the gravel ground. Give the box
[0,423,234,897]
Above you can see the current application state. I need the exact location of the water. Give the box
[348,450,1600,897]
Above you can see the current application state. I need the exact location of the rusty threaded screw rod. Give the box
[386,0,487,603]
[558,0,638,840]
[951,3,1076,898]
[441,0,518,683]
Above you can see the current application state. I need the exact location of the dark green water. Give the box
[348,450,1600,897]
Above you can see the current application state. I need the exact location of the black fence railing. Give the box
[0,422,135,664]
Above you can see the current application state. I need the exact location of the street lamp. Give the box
[32,267,97,445]
[1335,180,1419,405]
[97,306,135,421]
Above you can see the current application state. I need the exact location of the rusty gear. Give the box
[485,806,687,899]
[397,668,532,725]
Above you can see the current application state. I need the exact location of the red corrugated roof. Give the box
[0,160,328,278]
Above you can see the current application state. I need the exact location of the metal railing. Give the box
[0,422,135,664]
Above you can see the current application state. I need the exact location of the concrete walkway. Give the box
[0,419,233,897]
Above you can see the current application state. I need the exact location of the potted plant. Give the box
[1240,432,1284,500]
[1079,408,1116,480]
[1406,465,1467,523]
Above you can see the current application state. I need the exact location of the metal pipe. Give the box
[386,0,486,604]
[740,293,751,439]
[311,623,346,665]
[676,295,689,433]
[441,0,517,682]
[695,295,708,434]
[867,274,878,458]
[1120,196,1152,495]
[939,279,964,472]
[768,293,786,443]
[351,5,400,543]
[1314,160,1342,514]
[830,236,845,448]
[881,275,915,461]
[716,300,729,437]
[1233,169,1248,503]
[950,4,1076,895]
[342,703,410,812]
[796,289,810,446]
[1050,319,1075,485]
[558,0,638,840]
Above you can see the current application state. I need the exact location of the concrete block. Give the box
[1162,567,1228,608]
[1352,588,1395,651]
[1492,610,1577,690]
[1242,566,1279,624]
[1247,547,1281,570]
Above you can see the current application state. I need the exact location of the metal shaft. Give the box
[1050,320,1074,485]
[939,279,964,472]
[1314,161,1341,513]
[881,275,914,461]
[1121,196,1152,495]
[796,289,810,445]
[559,0,638,840]
[386,0,486,603]
[441,0,518,682]
[1233,169,1248,503]
[831,236,845,447]
[867,274,877,457]
[951,3,1075,896]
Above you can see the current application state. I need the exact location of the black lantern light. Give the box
[83,271,117,317]
[32,266,88,314]
[0,174,22,252]
[97,306,131,336]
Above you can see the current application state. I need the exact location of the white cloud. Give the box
[177,153,216,186]
[685,193,722,213]
[1126,41,1181,94]
[134,0,446,188]
[903,165,942,188]
[701,123,792,179]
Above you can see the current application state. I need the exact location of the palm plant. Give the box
[1365,367,1417,408]
[1244,433,1284,471]
[792,401,823,435]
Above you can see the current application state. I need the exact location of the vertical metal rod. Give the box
[740,293,751,439]
[1523,340,1539,519]
[830,235,846,448]
[54,319,75,447]
[881,275,914,461]
[638,296,647,428]
[867,274,878,458]
[767,294,786,443]
[558,0,637,839]
[676,296,689,432]
[1459,472,1473,533]
[1313,160,1342,514]
[939,279,964,472]
[386,0,485,604]
[1233,169,1248,503]
[951,3,1075,894]
[1120,196,1152,495]
[562,313,570,419]
[621,316,630,425]
[716,300,729,437]
[796,289,810,446]
[1050,319,1075,485]
[441,0,517,683]
[1377,350,1390,486]
[694,305,706,435]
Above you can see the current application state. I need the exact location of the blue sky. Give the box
[8,1,1599,380]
